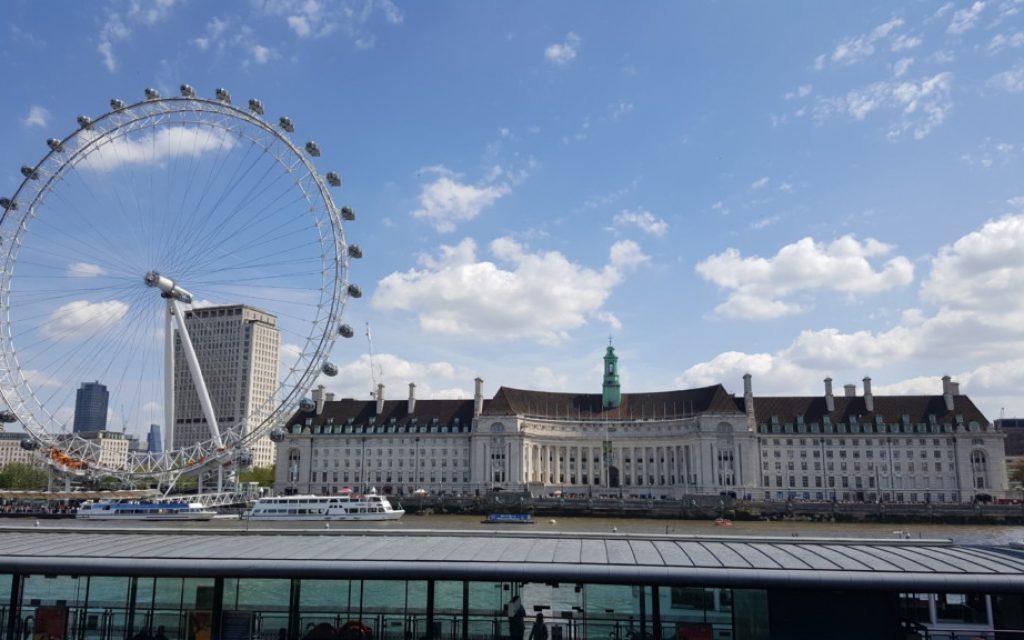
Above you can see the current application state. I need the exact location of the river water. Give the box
[15,514,1024,545]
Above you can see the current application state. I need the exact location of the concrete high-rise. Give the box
[171,305,280,468]
[72,381,108,433]
[146,424,162,453]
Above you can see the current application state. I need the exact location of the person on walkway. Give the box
[507,595,526,640]
[528,614,548,640]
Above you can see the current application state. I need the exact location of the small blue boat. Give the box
[483,513,534,524]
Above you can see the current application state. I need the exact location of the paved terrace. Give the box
[0,528,1022,592]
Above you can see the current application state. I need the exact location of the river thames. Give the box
[11,513,1024,545]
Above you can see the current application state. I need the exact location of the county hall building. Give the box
[274,345,1008,503]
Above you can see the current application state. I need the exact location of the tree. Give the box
[0,462,49,490]
[239,465,275,487]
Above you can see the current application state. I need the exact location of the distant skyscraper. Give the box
[172,305,280,468]
[73,381,108,433]
[147,424,162,453]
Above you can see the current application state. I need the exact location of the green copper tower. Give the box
[602,341,621,409]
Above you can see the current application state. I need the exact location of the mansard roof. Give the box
[485,385,741,419]
[749,394,990,428]
[287,398,475,431]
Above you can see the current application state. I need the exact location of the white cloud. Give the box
[610,101,634,119]
[23,106,49,128]
[989,63,1024,92]
[68,263,107,278]
[750,215,781,230]
[261,0,401,41]
[784,85,812,100]
[891,34,922,52]
[545,32,581,66]
[373,237,646,344]
[41,300,129,342]
[251,43,277,64]
[892,57,914,78]
[820,18,906,68]
[696,235,914,319]
[813,72,954,139]
[411,168,512,232]
[613,209,668,237]
[77,127,236,172]
[142,401,162,413]
[97,1,176,72]
[987,32,1024,53]
[318,353,474,400]
[947,1,987,34]
[751,176,770,189]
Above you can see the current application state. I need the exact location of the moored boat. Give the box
[243,492,404,521]
[482,513,534,524]
[76,500,216,521]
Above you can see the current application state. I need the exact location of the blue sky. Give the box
[2,0,1024,435]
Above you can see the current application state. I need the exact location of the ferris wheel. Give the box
[0,85,360,483]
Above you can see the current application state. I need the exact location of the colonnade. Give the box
[522,442,704,488]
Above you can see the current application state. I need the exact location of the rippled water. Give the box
[15,514,1024,545]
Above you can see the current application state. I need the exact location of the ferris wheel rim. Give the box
[0,90,352,479]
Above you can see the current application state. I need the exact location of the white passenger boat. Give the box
[244,492,404,521]
[76,500,217,521]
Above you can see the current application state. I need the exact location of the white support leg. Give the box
[164,301,175,453]
[169,299,224,450]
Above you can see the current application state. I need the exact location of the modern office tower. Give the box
[72,381,109,433]
[147,424,162,454]
[171,305,280,468]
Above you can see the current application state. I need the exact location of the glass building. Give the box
[72,381,109,433]
[1,530,1022,640]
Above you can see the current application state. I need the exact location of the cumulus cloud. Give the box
[373,237,647,344]
[613,209,668,237]
[817,18,907,68]
[41,300,129,342]
[411,169,512,232]
[696,235,914,319]
[23,106,49,128]
[813,72,954,139]
[989,63,1024,92]
[545,32,581,66]
[318,353,474,400]
[68,263,107,278]
[77,127,236,171]
[987,31,1024,53]
[97,0,176,72]
[262,0,402,42]
[947,1,987,34]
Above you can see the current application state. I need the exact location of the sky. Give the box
[2,0,1024,437]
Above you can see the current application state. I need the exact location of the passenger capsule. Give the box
[180,84,196,98]
[347,284,362,298]
[322,362,339,377]
[0,410,17,423]
[338,324,355,338]
[248,98,264,115]
[110,98,127,111]
[144,88,160,100]
[215,87,231,104]
[304,141,320,157]
[20,166,39,180]
[46,138,64,152]
[347,245,363,259]
[76,115,93,130]
[326,172,342,187]
[340,206,356,221]
[269,428,287,443]
[279,116,295,133]
[299,397,316,412]
[20,438,39,451]
[0,198,18,211]
[236,451,254,468]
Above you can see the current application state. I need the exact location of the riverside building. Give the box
[172,305,281,468]
[275,346,1007,502]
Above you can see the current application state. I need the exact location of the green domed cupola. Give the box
[602,341,621,409]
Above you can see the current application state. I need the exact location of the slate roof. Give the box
[0,528,1022,592]
[750,394,991,427]
[287,399,475,432]
[484,385,740,419]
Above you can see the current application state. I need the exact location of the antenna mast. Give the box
[366,322,383,398]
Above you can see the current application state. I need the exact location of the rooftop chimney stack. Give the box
[742,373,756,431]
[376,383,385,415]
[325,392,335,403]
[844,384,856,398]
[824,377,835,412]
[313,384,326,415]
[408,382,416,414]
[474,377,484,417]
[862,376,873,412]
[950,381,960,396]
[942,375,954,411]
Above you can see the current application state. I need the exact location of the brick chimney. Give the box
[376,382,385,415]
[824,377,835,412]
[743,373,755,431]
[862,376,873,412]
[844,384,856,397]
[474,377,484,417]
[942,375,954,411]
[408,382,416,414]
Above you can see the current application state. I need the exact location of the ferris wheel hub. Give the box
[144,271,193,303]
